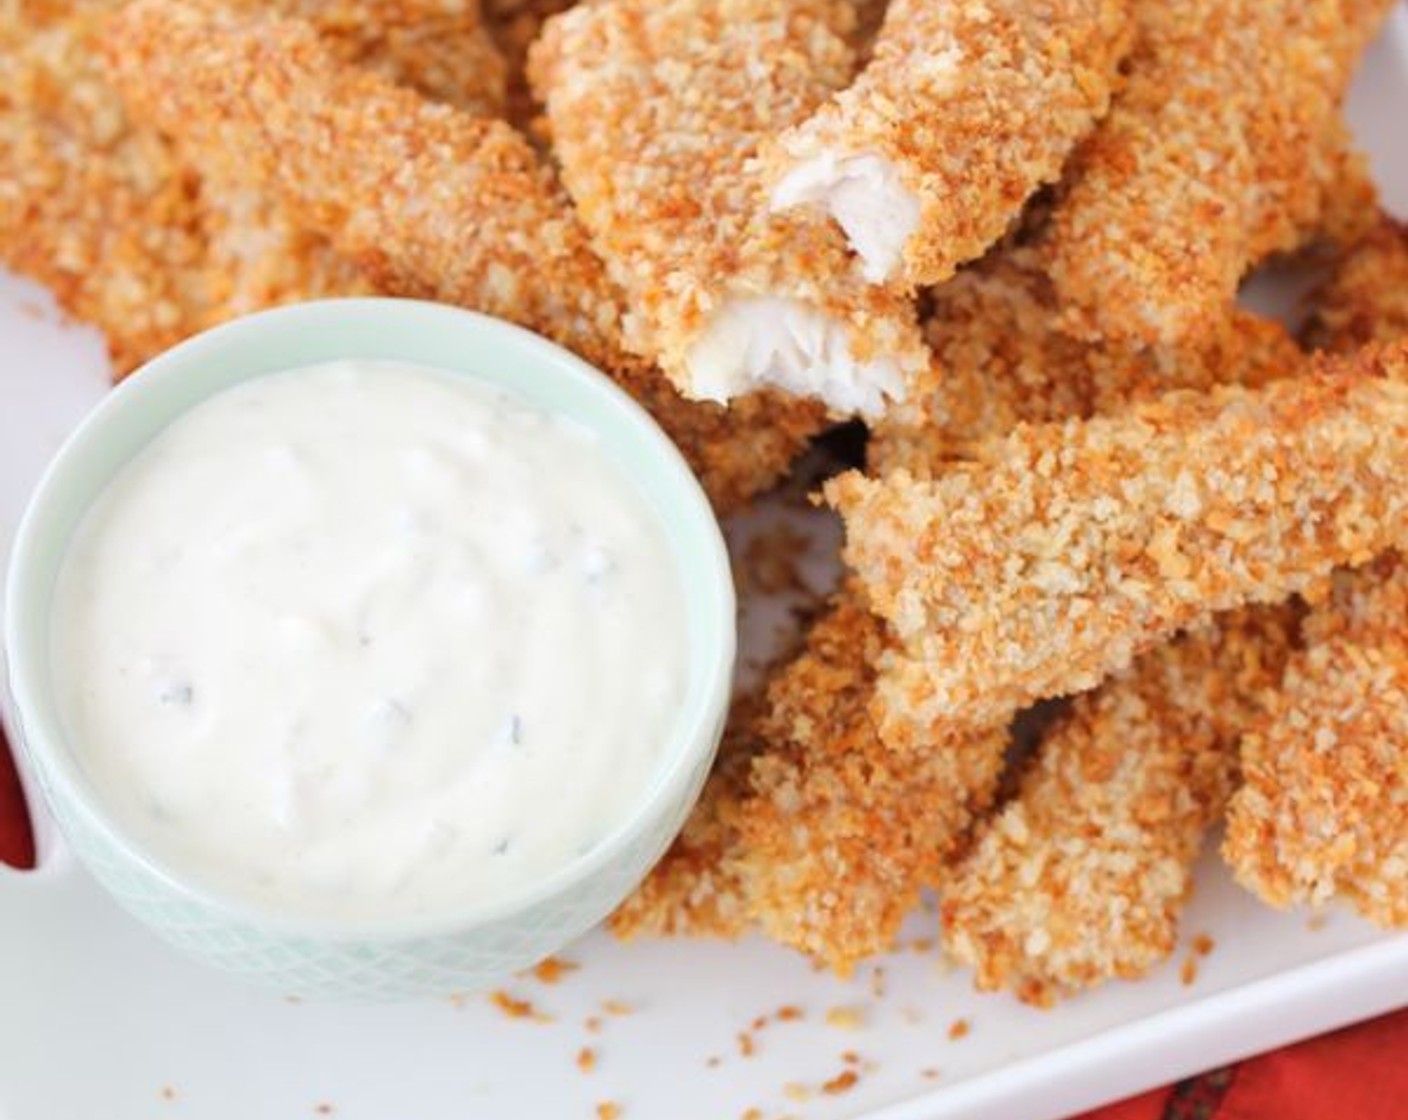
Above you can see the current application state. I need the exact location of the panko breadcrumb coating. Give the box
[734,588,1009,973]
[1224,556,1408,928]
[1044,0,1395,347]
[1303,214,1408,353]
[763,0,1133,287]
[870,247,1302,473]
[529,0,927,414]
[829,341,1408,745]
[109,0,826,512]
[281,0,509,118]
[944,607,1300,1005]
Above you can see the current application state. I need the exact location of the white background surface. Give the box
[2,11,1407,1119]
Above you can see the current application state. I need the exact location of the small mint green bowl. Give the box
[3,298,735,1000]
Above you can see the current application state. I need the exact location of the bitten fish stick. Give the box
[1045,0,1396,347]
[735,589,1008,973]
[108,0,827,513]
[1224,556,1408,929]
[870,247,1301,474]
[828,341,1408,744]
[529,0,928,414]
[943,607,1299,1005]
[762,0,1133,288]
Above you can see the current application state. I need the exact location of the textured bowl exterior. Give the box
[9,694,723,999]
[4,299,734,1000]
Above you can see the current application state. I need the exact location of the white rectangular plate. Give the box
[2,14,1407,1119]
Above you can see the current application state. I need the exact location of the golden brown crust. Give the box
[1045,0,1395,346]
[1224,556,1408,928]
[529,0,926,406]
[763,0,1134,288]
[1303,214,1408,354]
[734,589,1008,973]
[277,0,509,117]
[870,247,1302,473]
[944,606,1300,1005]
[830,341,1408,744]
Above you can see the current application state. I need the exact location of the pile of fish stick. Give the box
[3,0,1405,1006]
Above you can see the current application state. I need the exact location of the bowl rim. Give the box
[4,297,736,942]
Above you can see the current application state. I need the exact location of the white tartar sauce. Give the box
[50,360,688,922]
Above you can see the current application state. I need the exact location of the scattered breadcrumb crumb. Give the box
[1180,956,1199,986]
[921,1068,942,1081]
[488,991,553,1023]
[948,1019,970,1041]
[530,956,579,985]
[1193,934,1216,957]
[737,1031,757,1058]
[822,1070,860,1095]
[825,1005,866,1030]
[577,1047,597,1074]
[783,1083,812,1102]
[596,1103,622,1120]
[159,1087,177,1102]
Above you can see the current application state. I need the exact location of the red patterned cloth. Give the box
[0,721,33,869]
[1078,1010,1408,1119]
[2,723,1402,1115]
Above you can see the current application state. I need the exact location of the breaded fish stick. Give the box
[1303,214,1408,354]
[762,0,1133,288]
[734,588,1008,973]
[1045,0,1395,346]
[1224,556,1408,928]
[0,0,501,375]
[870,247,1301,474]
[829,341,1408,745]
[108,0,826,512]
[528,0,927,414]
[944,607,1299,1005]
[109,0,624,371]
